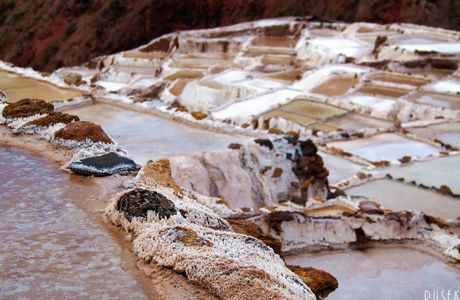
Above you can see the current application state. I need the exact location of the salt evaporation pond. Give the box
[387,155,460,195]
[411,123,460,148]
[0,146,151,299]
[63,103,250,164]
[328,133,440,162]
[320,152,363,184]
[286,247,460,300]
[0,70,84,102]
[346,179,460,219]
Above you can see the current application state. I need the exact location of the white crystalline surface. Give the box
[212,89,302,121]
[396,42,460,54]
[426,79,460,94]
[328,133,440,162]
[0,146,150,299]
[285,247,460,300]
[105,185,316,300]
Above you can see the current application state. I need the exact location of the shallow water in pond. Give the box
[328,133,440,162]
[0,146,151,299]
[311,77,358,97]
[387,155,460,195]
[63,103,249,164]
[346,179,460,219]
[411,123,460,147]
[286,247,460,300]
[0,70,84,102]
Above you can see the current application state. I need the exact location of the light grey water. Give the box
[0,146,150,299]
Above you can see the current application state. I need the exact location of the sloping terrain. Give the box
[0,0,460,72]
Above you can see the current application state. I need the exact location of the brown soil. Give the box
[3,98,54,119]
[140,158,182,194]
[1,1,459,72]
[287,265,338,299]
[25,112,79,127]
[54,121,113,144]
[225,218,282,255]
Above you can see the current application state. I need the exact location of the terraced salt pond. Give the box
[286,247,460,300]
[310,77,358,97]
[0,146,151,299]
[387,155,460,195]
[410,122,460,147]
[346,179,460,219]
[312,113,392,132]
[320,152,364,184]
[63,103,249,164]
[328,133,440,162]
[0,70,84,102]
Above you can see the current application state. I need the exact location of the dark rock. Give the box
[254,139,273,150]
[299,139,318,156]
[283,136,298,145]
[69,152,139,176]
[117,188,177,222]
[228,143,242,150]
[3,98,53,119]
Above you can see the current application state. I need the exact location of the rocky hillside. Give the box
[1,0,459,72]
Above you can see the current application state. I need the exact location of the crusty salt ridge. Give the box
[251,197,460,262]
[0,91,135,175]
[104,186,316,300]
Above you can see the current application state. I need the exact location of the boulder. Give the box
[117,188,177,221]
[69,152,139,176]
[287,265,338,299]
[63,73,84,86]
[54,121,113,144]
[3,98,53,119]
[25,112,79,127]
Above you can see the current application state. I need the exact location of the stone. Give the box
[300,139,317,156]
[191,111,208,120]
[54,121,113,144]
[69,152,139,176]
[117,188,177,221]
[3,98,53,119]
[287,265,338,299]
[25,112,79,127]
[359,200,384,215]
[254,139,274,150]
[63,73,84,86]
[272,167,283,178]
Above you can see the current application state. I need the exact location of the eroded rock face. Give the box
[54,121,113,144]
[24,112,80,127]
[69,152,139,176]
[117,188,177,221]
[2,98,53,119]
[287,265,338,299]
